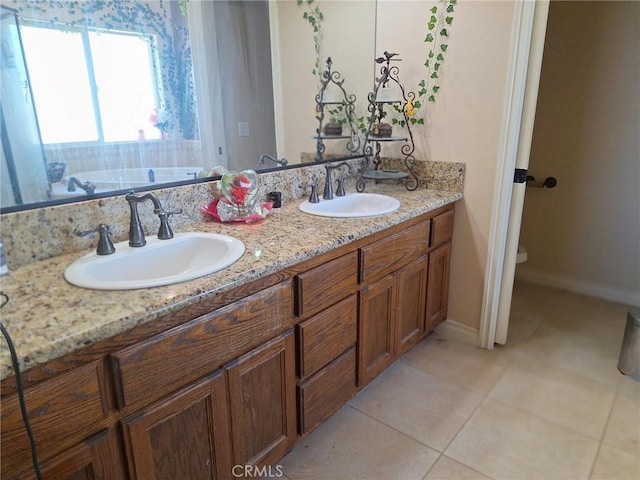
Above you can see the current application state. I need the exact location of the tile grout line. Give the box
[586,377,626,479]
[345,401,497,480]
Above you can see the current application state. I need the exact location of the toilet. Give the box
[516,246,528,264]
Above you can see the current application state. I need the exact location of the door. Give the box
[479,0,550,347]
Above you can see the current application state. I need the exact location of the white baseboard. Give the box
[516,267,640,307]
[435,319,479,346]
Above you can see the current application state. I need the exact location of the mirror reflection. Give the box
[0,0,376,212]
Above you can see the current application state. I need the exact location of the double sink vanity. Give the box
[0,168,461,479]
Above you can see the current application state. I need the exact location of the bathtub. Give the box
[63,167,203,190]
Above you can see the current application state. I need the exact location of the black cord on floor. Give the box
[1,292,43,480]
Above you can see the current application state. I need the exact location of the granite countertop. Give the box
[0,185,461,380]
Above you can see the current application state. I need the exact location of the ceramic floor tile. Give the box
[349,362,484,451]
[504,311,542,347]
[590,444,640,480]
[512,323,623,386]
[401,332,513,393]
[509,280,563,322]
[602,376,640,456]
[446,399,599,480]
[548,295,629,344]
[424,455,493,480]
[279,405,439,480]
[488,355,617,439]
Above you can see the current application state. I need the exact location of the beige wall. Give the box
[273,0,376,163]
[376,0,519,330]
[517,1,640,306]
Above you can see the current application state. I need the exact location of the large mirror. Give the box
[0,0,376,213]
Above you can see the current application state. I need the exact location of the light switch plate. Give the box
[237,122,250,137]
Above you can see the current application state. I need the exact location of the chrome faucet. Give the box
[125,191,182,247]
[67,177,96,194]
[258,153,288,167]
[323,162,353,200]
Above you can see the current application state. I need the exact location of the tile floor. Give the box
[278,281,640,480]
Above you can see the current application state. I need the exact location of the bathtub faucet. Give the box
[66,177,96,195]
[258,153,288,167]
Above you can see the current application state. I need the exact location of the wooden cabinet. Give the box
[298,348,356,434]
[1,361,113,479]
[359,222,430,284]
[358,274,396,386]
[295,252,358,319]
[426,242,452,333]
[122,370,232,480]
[294,255,359,435]
[430,209,454,249]
[358,207,454,387]
[395,255,429,356]
[227,332,296,469]
[112,281,293,409]
[122,330,298,480]
[358,255,429,387]
[296,295,357,434]
[358,219,432,387]
[297,294,357,379]
[17,428,126,480]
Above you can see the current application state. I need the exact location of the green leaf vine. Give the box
[296,0,325,79]
[392,0,456,128]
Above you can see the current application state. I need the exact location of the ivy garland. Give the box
[393,0,457,128]
[296,0,325,79]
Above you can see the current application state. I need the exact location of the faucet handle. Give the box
[75,223,115,255]
[299,183,320,203]
[157,208,182,240]
[336,178,347,197]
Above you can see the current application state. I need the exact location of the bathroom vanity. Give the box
[0,186,459,479]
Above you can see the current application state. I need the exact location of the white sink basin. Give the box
[64,232,245,290]
[299,193,400,218]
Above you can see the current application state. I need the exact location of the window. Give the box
[20,22,162,144]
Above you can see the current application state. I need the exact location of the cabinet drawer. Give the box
[295,251,358,318]
[360,221,430,284]
[430,209,454,248]
[1,361,108,478]
[112,281,293,408]
[298,348,356,435]
[297,294,357,379]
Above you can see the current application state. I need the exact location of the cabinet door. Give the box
[122,370,232,480]
[17,428,126,480]
[358,275,396,387]
[1,361,109,479]
[226,331,296,469]
[426,242,452,332]
[395,256,428,356]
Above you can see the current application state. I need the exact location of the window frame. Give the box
[20,19,162,146]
